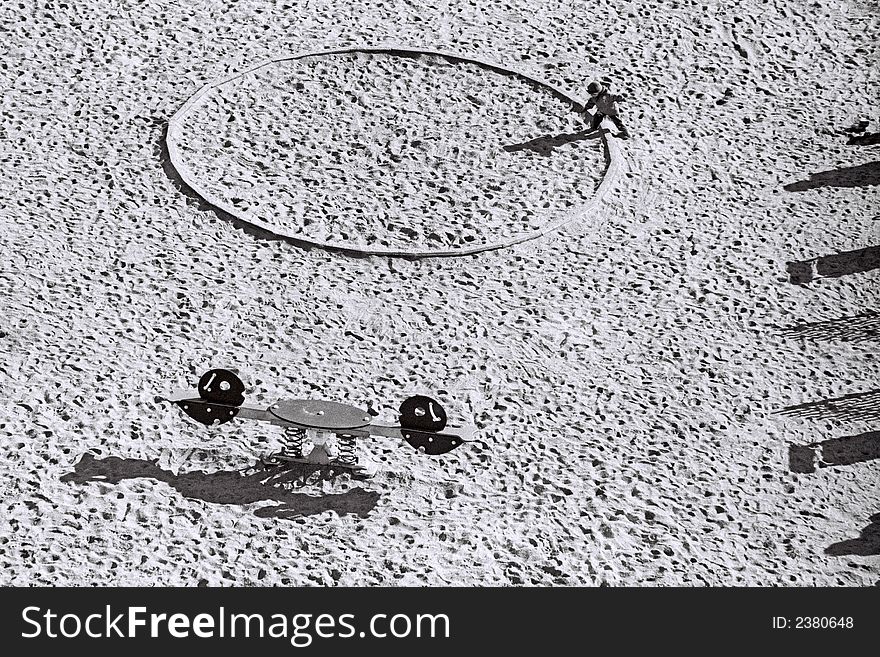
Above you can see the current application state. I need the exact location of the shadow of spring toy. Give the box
[163,369,475,477]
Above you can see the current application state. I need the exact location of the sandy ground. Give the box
[1,0,878,586]
[169,48,610,252]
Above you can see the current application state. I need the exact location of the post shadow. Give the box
[776,389,880,422]
[783,161,880,192]
[61,453,380,520]
[783,160,880,191]
[786,245,880,284]
[503,129,603,156]
[825,513,880,557]
[774,311,880,342]
[788,430,880,473]
[847,133,880,146]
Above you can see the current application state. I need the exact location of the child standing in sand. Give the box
[583,80,630,139]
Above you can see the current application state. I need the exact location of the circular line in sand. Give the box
[166,45,625,257]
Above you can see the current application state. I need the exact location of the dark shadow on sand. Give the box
[503,129,603,156]
[62,453,380,520]
[785,246,880,284]
[788,431,880,474]
[774,311,880,342]
[776,389,880,422]
[825,514,880,557]
[847,133,880,147]
[783,161,880,191]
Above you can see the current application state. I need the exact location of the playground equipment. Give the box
[163,369,474,476]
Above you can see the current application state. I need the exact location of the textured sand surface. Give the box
[2,0,878,586]
[169,48,611,253]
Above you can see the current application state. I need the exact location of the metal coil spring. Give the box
[281,427,307,458]
[335,433,358,466]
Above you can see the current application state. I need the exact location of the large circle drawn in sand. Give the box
[166,46,623,257]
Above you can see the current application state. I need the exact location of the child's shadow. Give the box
[503,129,604,156]
[61,453,380,520]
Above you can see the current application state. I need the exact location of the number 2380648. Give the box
[773,617,854,629]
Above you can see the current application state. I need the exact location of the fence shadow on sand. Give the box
[61,453,380,520]
[773,311,880,342]
[776,389,880,422]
